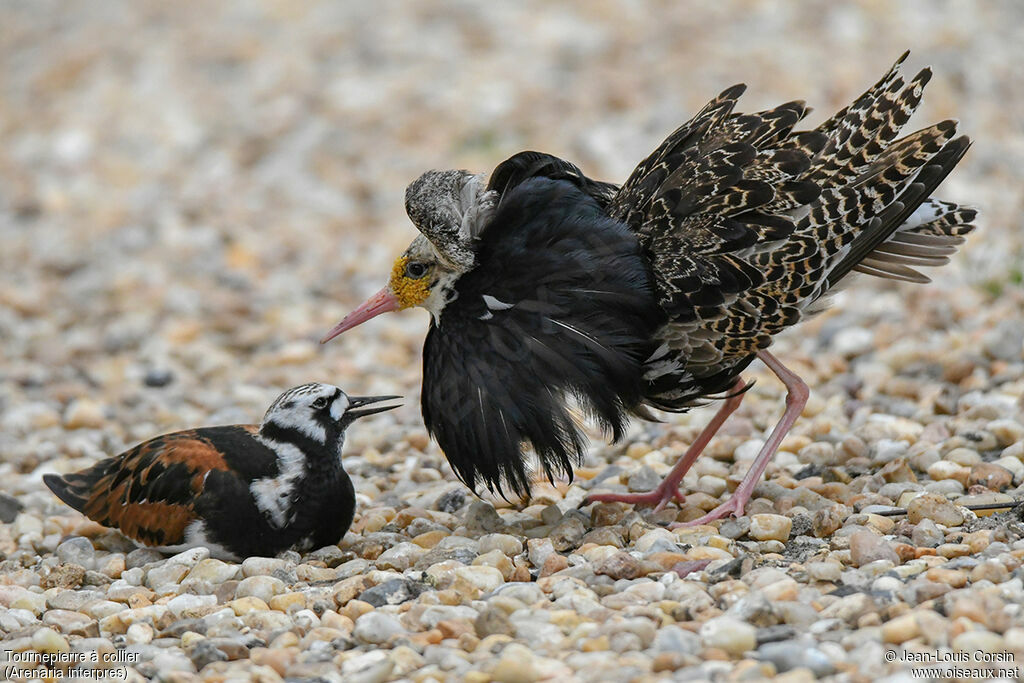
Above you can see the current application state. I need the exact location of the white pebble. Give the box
[699,616,756,655]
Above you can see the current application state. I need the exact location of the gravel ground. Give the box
[2,1,1024,681]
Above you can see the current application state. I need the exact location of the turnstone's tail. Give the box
[44,465,112,515]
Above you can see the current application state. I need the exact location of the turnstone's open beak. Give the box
[321,287,400,344]
[345,395,402,420]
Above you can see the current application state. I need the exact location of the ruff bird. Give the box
[45,384,399,559]
[322,54,975,525]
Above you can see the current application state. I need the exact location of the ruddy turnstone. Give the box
[44,383,399,559]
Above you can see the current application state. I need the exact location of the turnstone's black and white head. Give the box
[44,383,400,560]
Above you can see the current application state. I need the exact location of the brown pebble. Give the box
[395,507,431,528]
[652,652,687,672]
[850,530,900,567]
[356,542,384,560]
[128,593,152,609]
[475,608,514,638]
[857,612,882,628]
[818,482,852,501]
[962,530,994,553]
[968,463,1013,491]
[437,619,474,640]
[645,552,690,571]
[877,459,917,483]
[672,560,713,579]
[539,553,569,577]
[457,633,480,653]
[342,599,374,621]
[841,435,868,459]
[249,647,297,676]
[412,530,448,548]
[580,635,610,652]
[509,560,532,583]
[936,543,972,559]
[215,581,238,604]
[924,567,967,588]
[590,503,629,527]
[812,506,844,537]
[949,593,1011,632]
[580,527,625,548]
[437,589,462,606]
[332,576,372,607]
[42,564,85,589]
[701,647,731,661]
[892,543,916,563]
[595,551,642,580]
[906,493,964,526]
[970,560,1010,584]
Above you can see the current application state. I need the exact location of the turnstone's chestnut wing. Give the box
[44,426,270,547]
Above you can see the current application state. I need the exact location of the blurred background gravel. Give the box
[2,1,1024,680]
[1,1,1020,441]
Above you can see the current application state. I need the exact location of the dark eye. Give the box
[311,396,329,410]
[405,261,428,279]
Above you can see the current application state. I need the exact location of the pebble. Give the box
[56,537,96,568]
[968,462,1013,490]
[595,552,643,580]
[476,608,514,638]
[952,629,1004,653]
[906,493,965,526]
[491,643,541,683]
[451,566,505,596]
[549,515,587,551]
[527,538,556,568]
[31,626,71,653]
[478,533,524,556]
[755,640,835,676]
[881,612,921,643]
[806,561,842,582]
[0,492,24,523]
[63,399,106,429]
[145,563,189,589]
[699,616,757,656]
[43,609,96,636]
[812,507,845,537]
[240,557,293,577]
[927,460,971,484]
[235,576,286,603]
[748,514,792,542]
[354,611,407,644]
[187,559,241,584]
[359,578,430,607]
[849,531,899,567]
[993,456,1024,484]
[911,519,944,547]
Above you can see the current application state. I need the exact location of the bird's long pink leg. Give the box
[673,350,808,528]
[587,379,748,512]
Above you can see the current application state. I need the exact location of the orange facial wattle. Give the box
[389,256,431,309]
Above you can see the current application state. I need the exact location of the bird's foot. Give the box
[669,495,746,529]
[586,481,685,513]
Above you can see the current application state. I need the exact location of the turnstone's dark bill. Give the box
[44,384,399,560]
[322,53,975,526]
